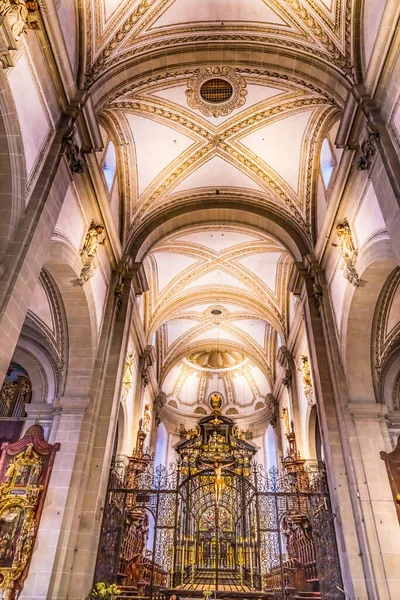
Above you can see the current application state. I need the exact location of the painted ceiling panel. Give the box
[185,269,250,291]
[236,252,283,291]
[125,113,196,195]
[150,0,287,29]
[166,319,201,346]
[232,319,267,348]
[240,109,315,194]
[171,156,265,194]
[152,252,199,291]
[175,230,259,251]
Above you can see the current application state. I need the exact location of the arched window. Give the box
[265,424,278,470]
[103,141,117,192]
[0,363,32,445]
[154,422,168,469]
[320,138,335,188]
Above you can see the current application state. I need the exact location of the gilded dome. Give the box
[187,349,246,370]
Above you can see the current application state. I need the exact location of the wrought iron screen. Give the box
[94,457,343,600]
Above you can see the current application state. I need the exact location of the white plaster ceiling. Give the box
[150,0,287,29]
[144,224,292,415]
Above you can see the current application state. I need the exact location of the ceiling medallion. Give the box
[186,67,247,118]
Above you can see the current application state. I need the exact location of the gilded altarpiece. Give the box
[0,424,60,599]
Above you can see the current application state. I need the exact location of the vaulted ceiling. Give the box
[143,225,292,413]
[87,0,353,415]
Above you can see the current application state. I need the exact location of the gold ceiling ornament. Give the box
[186,67,247,118]
[187,349,246,370]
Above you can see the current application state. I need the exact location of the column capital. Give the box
[24,403,56,418]
[348,402,388,420]
[276,345,293,368]
[58,396,91,414]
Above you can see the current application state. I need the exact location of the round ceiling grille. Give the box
[200,78,233,104]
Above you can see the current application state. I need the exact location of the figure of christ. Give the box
[213,460,234,506]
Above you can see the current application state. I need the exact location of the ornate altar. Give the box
[176,392,256,478]
[95,395,343,600]
[0,424,60,599]
[380,436,400,523]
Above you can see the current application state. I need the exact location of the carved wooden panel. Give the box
[0,424,60,599]
[380,435,400,523]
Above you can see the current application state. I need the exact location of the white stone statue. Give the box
[0,1,39,41]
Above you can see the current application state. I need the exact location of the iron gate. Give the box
[94,456,343,600]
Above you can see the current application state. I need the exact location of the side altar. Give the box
[0,424,60,599]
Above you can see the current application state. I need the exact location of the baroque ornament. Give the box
[186,67,247,118]
[0,425,60,599]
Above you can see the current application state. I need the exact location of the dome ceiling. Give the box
[186,349,247,371]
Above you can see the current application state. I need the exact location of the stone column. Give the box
[290,259,369,599]
[347,403,400,599]
[291,256,400,599]
[277,346,304,456]
[42,261,148,600]
[131,345,155,448]
[0,123,70,387]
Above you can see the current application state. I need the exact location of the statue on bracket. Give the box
[142,404,151,434]
[300,355,315,406]
[0,1,39,41]
[0,424,60,599]
[79,221,106,285]
[333,218,360,287]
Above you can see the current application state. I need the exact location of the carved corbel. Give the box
[357,128,379,171]
[0,15,17,68]
[62,125,86,174]
[266,393,279,428]
[332,218,360,287]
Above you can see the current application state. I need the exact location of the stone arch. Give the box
[128,203,310,264]
[116,401,129,455]
[90,45,350,109]
[342,237,398,403]
[44,237,97,399]
[11,344,50,405]
[0,69,26,261]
